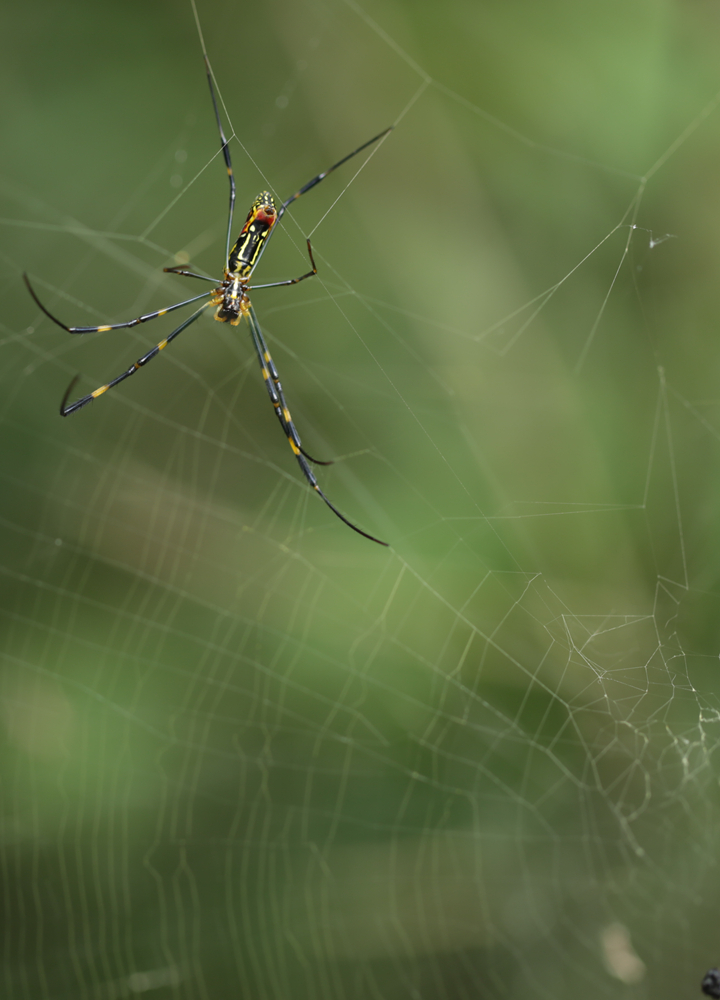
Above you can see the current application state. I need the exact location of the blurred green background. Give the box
[3,0,720,997]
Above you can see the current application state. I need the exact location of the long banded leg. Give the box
[246,302,329,466]
[203,55,236,264]
[24,272,211,334]
[60,302,211,416]
[276,127,394,224]
[253,125,393,268]
[246,304,387,546]
[250,239,317,291]
[163,267,219,283]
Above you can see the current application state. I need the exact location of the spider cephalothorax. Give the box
[211,274,250,325]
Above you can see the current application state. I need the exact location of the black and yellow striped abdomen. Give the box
[227,191,277,277]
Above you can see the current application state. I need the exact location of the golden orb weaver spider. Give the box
[24,56,391,546]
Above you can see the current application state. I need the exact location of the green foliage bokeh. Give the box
[3,1,720,998]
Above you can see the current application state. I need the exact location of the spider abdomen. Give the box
[227,192,277,277]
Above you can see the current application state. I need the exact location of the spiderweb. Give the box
[3,0,720,997]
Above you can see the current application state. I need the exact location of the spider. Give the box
[24,56,391,546]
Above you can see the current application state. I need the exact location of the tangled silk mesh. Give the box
[2,1,720,998]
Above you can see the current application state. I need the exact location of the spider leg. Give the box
[250,239,317,291]
[276,126,393,224]
[203,55,236,264]
[60,302,211,416]
[163,267,219,283]
[24,272,212,334]
[247,301,328,464]
[252,126,393,270]
[246,304,387,546]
